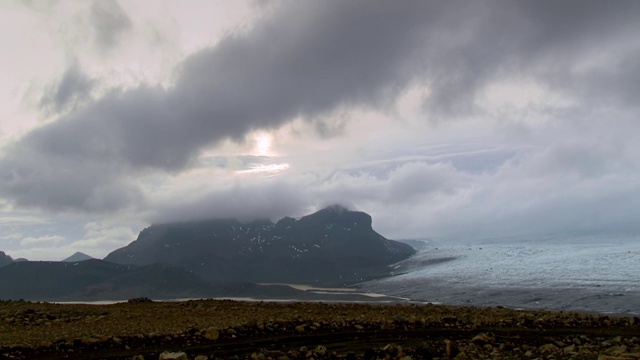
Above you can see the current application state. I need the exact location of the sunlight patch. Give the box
[236,163,290,175]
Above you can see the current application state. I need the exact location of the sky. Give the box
[0,0,639,261]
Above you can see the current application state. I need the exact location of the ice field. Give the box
[362,235,640,315]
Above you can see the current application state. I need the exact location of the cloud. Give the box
[150,177,309,224]
[0,0,639,221]
[0,145,145,212]
[39,63,95,114]
[0,216,49,225]
[67,221,138,257]
[90,0,132,51]
[20,234,65,246]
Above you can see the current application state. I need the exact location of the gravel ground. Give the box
[1,299,639,359]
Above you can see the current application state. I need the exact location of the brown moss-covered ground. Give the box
[1,299,639,359]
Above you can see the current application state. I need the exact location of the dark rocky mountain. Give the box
[62,251,94,262]
[105,205,416,285]
[0,251,12,268]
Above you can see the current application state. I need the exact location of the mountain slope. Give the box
[0,259,245,301]
[0,251,12,268]
[105,205,415,285]
[0,259,403,302]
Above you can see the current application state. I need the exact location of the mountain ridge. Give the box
[105,205,415,285]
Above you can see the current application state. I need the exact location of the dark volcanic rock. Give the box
[105,205,415,284]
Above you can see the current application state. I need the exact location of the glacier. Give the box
[361,234,640,315]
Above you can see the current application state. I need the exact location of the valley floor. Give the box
[1,299,639,359]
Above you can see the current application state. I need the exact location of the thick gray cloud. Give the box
[1,0,639,215]
[39,64,95,114]
[150,178,308,224]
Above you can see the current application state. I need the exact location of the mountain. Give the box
[62,251,94,262]
[0,259,249,301]
[105,205,416,285]
[0,259,402,302]
[0,251,12,268]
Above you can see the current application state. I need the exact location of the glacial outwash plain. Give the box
[1,299,639,359]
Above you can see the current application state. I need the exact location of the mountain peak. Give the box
[62,252,94,262]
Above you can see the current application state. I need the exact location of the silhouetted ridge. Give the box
[0,251,12,268]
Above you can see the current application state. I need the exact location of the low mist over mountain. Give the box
[105,205,415,285]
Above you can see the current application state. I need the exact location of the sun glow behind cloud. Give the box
[254,133,273,156]
[235,163,291,175]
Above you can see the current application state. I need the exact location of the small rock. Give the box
[194,356,208,360]
[604,345,628,356]
[204,328,219,341]
[453,351,471,360]
[295,325,306,333]
[159,352,188,360]
[313,346,327,356]
[471,333,495,345]
[354,324,364,330]
[612,336,622,343]
[539,344,559,353]
[563,344,577,354]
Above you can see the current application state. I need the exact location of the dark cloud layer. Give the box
[39,64,95,114]
[1,0,639,214]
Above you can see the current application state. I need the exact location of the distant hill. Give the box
[0,259,401,302]
[0,251,12,268]
[105,205,415,285]
[0,259,249,301]
[62,251,94,262]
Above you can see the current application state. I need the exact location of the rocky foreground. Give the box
[1,299,639,360]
